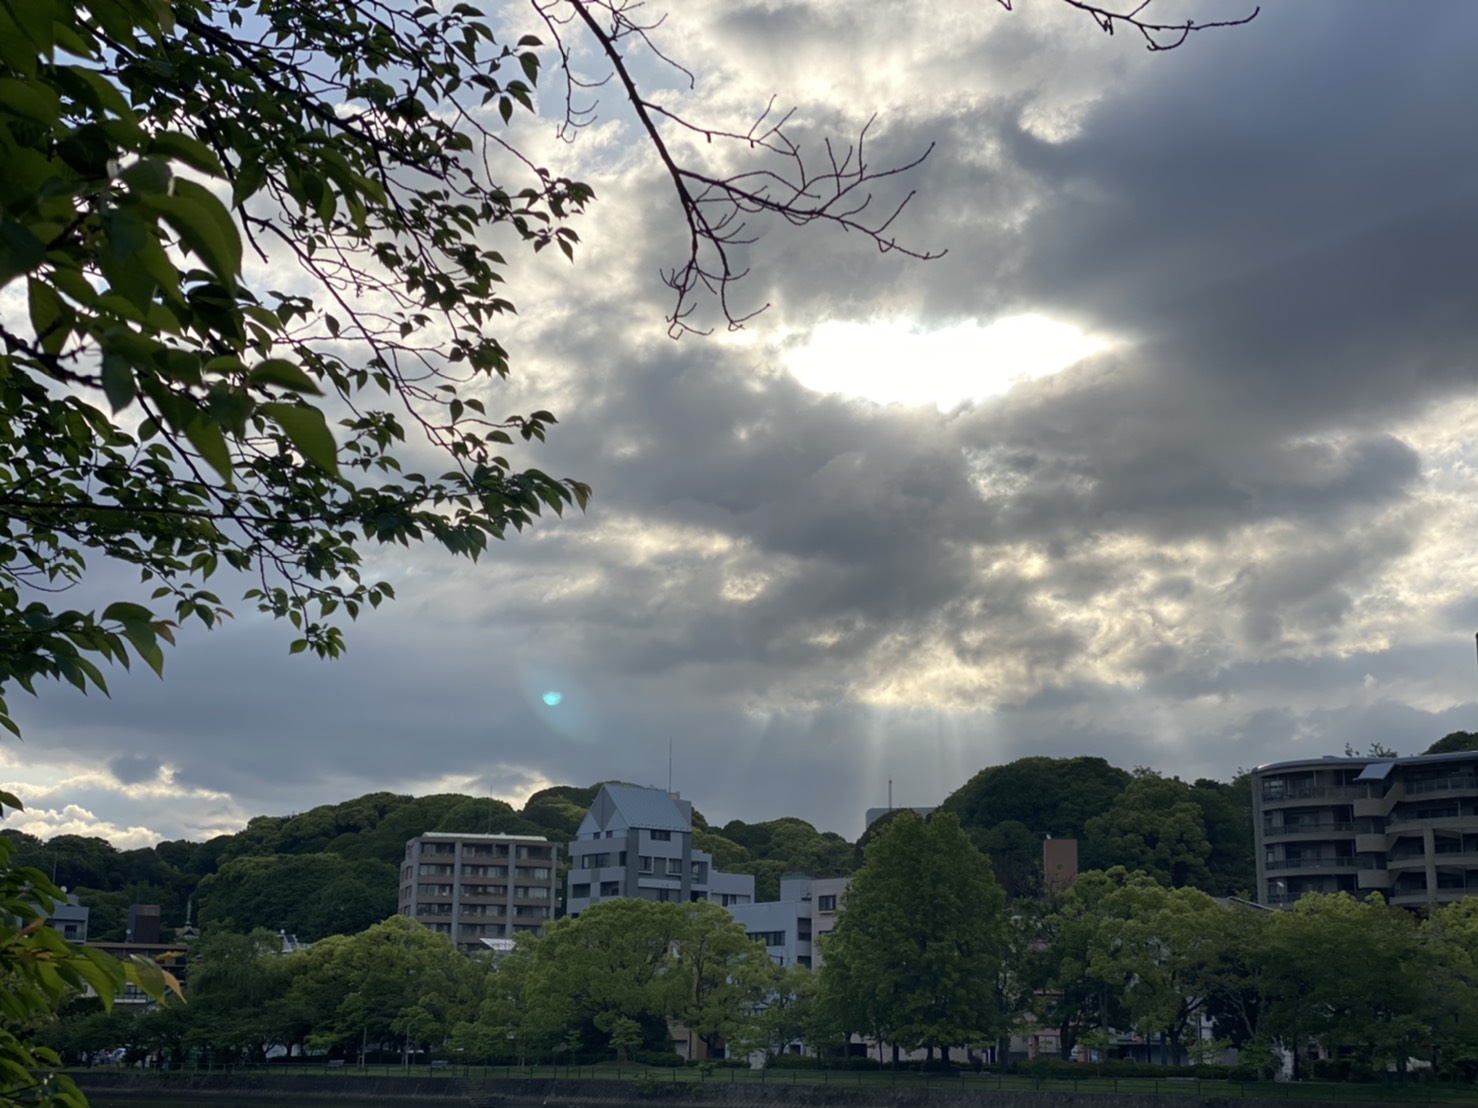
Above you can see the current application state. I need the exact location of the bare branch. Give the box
[997,0,1259,51]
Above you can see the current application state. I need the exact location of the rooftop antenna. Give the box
[668,737,673,794]
[888,778,893,811]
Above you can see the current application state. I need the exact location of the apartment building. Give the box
[729,874,847,969]
[565,784,754,915]
[399,832,558,951]
[1253,751,1478,909]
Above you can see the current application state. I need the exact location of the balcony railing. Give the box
[1261,784,1364,802]
[1266,857,1356,871]
[1263,821,1355,835]
[1408,776,1478,796]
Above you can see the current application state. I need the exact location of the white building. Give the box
[566,784,754,915]
[729,874,847,969]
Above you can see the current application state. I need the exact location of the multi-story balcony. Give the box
[1261,784,1364,808]
[1265,856,1358,872]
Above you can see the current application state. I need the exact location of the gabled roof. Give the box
[594,784,691,833]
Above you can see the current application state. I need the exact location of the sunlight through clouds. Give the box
[782,315,1112,410]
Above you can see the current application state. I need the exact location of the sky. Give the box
[7,0,1478,848]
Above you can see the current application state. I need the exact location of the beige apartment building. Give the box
[398,832,559,951]
[1252,751,1478,909]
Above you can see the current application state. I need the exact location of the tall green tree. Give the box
[520,898,687,1060]
[1083,771,1212,888]
[672,901,775,1059]
[1254,893,1438,1079]
[820,812,1008,1062]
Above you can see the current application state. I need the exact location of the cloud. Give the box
[9,2,1478,847]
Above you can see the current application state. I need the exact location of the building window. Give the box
[417,883,453,897]
[650,829,672,841]
[515,866,551,879]
[514,904,550,918]
[657,888,676,902]
[747,930,786,946]
[463,844,493,857]
[581,853,610,869]
[572,883,590,898]
[416,902,453,916]
[639,856,653,873]
[461,884,507,898]
[424,842,456,855]
[666,858,683,876]
[600,881,621,897]
[514,886,551,899]
[516,845,550,860]
[418,863,453,876]
[464,864,508,878]
[606,830,615,838]
[817,895,837,912]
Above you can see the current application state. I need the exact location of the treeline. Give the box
[0,758,1265,942]
[0,783,856,941]
[1,760,1257,941]
[38,904,784,1069]
[38,809,1478,1086]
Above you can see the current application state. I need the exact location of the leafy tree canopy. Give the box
[1425,731,1478,756]
[940,756,1133,842]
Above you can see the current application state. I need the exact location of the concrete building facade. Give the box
[398,831,558,951]
[728,874,847,969]
[1253,751,1478,909]
[565,784,754,915]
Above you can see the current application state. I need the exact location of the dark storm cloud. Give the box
[11,2,1478,844]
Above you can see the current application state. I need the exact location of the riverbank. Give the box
[70,1071,1472,1108]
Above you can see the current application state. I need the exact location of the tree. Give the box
[820,811,1008,1062]
[1254,893,1439,1079]
[730,963,820,1062]
[288,915,470,1060]
[0,0,981,735]
[672,901,775,1059]
[519,898,687,1058]
[1425,732,1478,756]
[1031,869,1132,1060]
[941,757,1132,843]
[1083,771,1212,888]
[1,791,177,1106]
[1066,870,1230,1065]
[195,852,396,940]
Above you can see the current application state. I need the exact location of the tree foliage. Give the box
[0,0,610,738]
[1082,771,1212,889]
[1,791,177,1106]
[820,811,1008,1059]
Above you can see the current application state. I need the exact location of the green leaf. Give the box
[184,416,233,480]
[249,358,322,395]
[261,402,339,474]
[120,156,174,196]
[0,223,45,288]
[0,76,61,126]
[232,157,267,207]
[148,131,225,177]
[101,352,136,412]
[27,278,68,354]
[0,0,56,53]
[138,181,242,284]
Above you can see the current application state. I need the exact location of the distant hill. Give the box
[1,756,1258,941]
